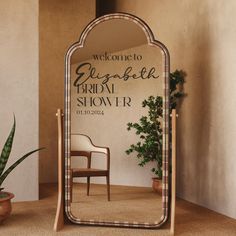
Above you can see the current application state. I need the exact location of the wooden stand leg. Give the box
[170,109,177,235]
[87,177,90,196]
[54,109,64,231]
[70,170,73,202]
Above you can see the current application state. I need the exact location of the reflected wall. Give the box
[65,13,170,228]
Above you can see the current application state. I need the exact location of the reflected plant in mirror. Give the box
[126,70,185,191]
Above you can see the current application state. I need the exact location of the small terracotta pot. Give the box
[152,178,162,194]
[0,192,14,223]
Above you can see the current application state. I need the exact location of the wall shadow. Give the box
[177,2,227,214]
[96,0,117,17]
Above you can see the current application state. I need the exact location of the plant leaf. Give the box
[0,116,16,176]
[0,148,44,187]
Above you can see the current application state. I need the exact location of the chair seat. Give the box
[72,168,109,177]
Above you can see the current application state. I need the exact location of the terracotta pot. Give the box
[0,192,14,223]
[152,178,162,194]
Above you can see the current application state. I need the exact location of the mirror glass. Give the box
[65,14,169,228]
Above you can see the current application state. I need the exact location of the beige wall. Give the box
[113,0,236,219]
[0,0,39,201]
[39,0,96,183]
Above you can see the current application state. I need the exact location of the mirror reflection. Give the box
[69,17,165,224]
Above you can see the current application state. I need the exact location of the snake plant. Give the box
[0,116,44,191]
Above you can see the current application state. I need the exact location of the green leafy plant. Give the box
[126,70,185,179]
[0,116,44,192]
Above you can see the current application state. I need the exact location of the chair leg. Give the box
[70,174,73,203]
[106,175,110,201]
[87,177,90,196]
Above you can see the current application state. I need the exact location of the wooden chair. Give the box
[70,134,110,201]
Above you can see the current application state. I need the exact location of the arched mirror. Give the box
[64,13,170,228]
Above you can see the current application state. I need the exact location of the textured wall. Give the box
[0,0,39,201]
[39,0,96,183]
[112,0,236,219]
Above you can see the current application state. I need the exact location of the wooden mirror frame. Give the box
[64,12,170,229]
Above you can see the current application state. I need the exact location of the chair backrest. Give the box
[71,134,108,154]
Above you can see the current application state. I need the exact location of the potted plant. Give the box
[0,116,44,222]
[125,70,185,193]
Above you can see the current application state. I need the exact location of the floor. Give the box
[71,183,162,223]
[0,183,236,236]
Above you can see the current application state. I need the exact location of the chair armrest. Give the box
[71,151,90,156]
[90,146,109,155]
